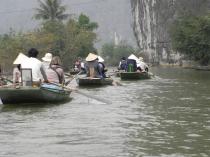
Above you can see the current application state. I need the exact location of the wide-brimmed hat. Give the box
[86,53,98,62]
[98,56,104,62]
[139,57,144,61]
[42,53,52,62]
[13,53,29,64]
[128,54,138,60]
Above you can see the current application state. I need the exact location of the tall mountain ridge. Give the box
[131,0,210,62]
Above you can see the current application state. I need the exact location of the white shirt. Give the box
[42,61,50,72]
[81,62,85,68]
[137,61,148,72]
[21,57,43,82]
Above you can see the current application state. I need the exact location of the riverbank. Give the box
[158,60,210,71]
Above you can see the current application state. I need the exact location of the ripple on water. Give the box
[1,67,210,156]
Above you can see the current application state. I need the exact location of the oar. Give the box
[65,71,83,86]
[63,85,112,104]
[0,77,13,84]
[112,80,122,86]
[0,98,3,105]
[73,89,112,104]
[47,82,112,104]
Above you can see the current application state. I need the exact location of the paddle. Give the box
[73,89,112,104]
[63,85,112,104]
[65,71,83,86]
[112,80,122,86]
[0,77,13,84]
[48,82,112,104]
[0,98,3,105]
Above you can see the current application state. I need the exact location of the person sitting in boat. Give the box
[12,64,21,85]
[118,57,127,71]
[127,54,138,72]
[126,59,137,72]
[73,58,81,72]
[80,59,87,74]
[12,53,28,85]
[85,53,102,78]
[137,57,149,72]
[42,53,53,72]
[97,56,107,78]
[21,48,48,86]
[46,56,65,84]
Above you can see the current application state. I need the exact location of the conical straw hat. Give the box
[128,54,138,60]
[13,53,29,64]
[86,53,98,62]
[98,56,104,62]
[128,54,140,64]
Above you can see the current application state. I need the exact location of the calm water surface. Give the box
[1,67,210,157]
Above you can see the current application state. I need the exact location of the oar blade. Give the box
[0,98,3,105]
[75,90,112,104]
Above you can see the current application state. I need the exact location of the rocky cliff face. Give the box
[131,0,210,63]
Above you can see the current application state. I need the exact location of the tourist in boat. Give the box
[118,57,127,71]
[12,53,28,85]
[42,53,53,72]
[12,64,21,84]
[46,56,65,84]
[137,57,149,72]
[97,56,107,78]
[127,54,138,72]
[21,48,48,86]
[73,58,81,72]
[80,59,87,74]
[85,53,101,78]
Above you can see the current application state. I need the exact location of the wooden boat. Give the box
[0,84,71,104]
[116,72,120,77]
[69,70,80,75]
[76,77,113,86]
[120,72,152,80]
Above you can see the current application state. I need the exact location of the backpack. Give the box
[126,59,137,72]
[120,60,127,70]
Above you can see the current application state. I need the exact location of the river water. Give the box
[0,66,210,157]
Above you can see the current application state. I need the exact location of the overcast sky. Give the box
[0,0,136,47]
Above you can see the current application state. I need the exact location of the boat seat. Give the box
[21,68,33,86]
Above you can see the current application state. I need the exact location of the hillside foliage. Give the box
[170,14,210,65]
[0,14,98,71]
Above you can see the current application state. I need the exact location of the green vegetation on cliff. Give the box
[170,14,210,65]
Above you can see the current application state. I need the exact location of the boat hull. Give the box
[120,72,151,80]
[77,77,113,86]
[70,71,80,75]
[0,86,71,104]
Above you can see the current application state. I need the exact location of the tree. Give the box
[35,0,68,22]
[77,14,98,31]
[61,18,97,68]
[0,12,98,71]
[170,14,210,65]
[101,42,134,66]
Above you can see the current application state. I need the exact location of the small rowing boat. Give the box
[0,84,71,104]
[120,72,152,80]
[76,77,113,86]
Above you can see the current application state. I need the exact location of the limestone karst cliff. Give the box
[131,0,210,63]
